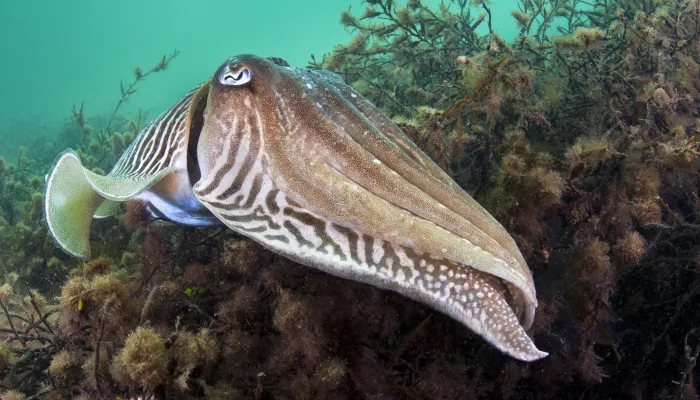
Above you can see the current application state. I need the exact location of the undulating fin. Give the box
[44,150,106,259]
[44,149,176,259]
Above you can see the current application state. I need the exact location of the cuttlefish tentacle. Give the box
[44,82,216,259]
[295,69,536,325]
[299,70,534,328]
[324,72,534,277]
[193,55,546,361]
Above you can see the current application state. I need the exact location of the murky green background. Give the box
[0,0,521,154]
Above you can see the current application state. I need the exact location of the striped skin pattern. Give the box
[111,86,198,179]
[105,83,217,226]
[193,55,547,361]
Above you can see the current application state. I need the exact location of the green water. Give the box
[0,0,521,155]
[0,0,355,152]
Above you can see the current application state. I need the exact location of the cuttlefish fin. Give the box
[94,200,120,219]
[44,149,175,259]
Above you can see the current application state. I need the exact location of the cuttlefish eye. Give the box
[220,66,252,86]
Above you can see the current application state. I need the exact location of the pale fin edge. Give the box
[44,149,174,259]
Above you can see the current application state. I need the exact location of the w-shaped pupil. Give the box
[227,71,244,81]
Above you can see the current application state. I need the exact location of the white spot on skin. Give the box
[351,93,358,98]
[306,83,313,89]
[316,102,323,109]
[386,257,394,268]
[372,241,384,264]
[380,266,394,277]
[395,248,415,268]
[373,159,382,165]
[396,269,406,282]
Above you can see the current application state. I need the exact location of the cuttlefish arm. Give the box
[193,55,547,361]
[306,69,536,328]
[44,82,216,259]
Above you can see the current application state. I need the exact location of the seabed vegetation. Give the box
[2,0,700,398]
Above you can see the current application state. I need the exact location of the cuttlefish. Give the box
[44,55,547,361]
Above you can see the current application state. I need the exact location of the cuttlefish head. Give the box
[193,55,547,361]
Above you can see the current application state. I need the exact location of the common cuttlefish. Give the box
[44,55,547,361]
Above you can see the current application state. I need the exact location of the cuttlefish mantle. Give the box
[44,83,218,259]
[44,54,547,362]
